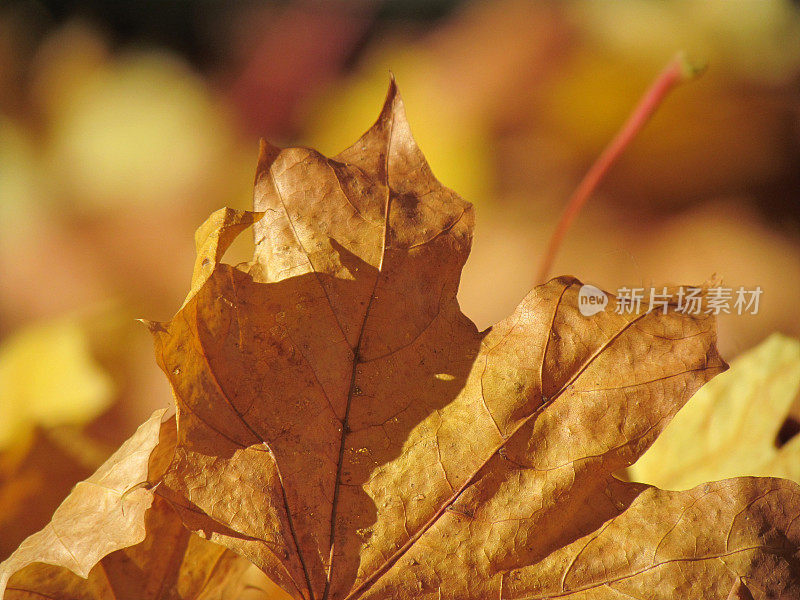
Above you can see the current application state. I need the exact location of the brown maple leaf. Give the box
[0,410,166,594]
[3,496,251,600]
[3,80,798,600]
[141,81,800,599]
[0,415,254,599]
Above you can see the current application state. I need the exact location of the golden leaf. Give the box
[0,410,165,595]
[629,333,800,489]
[4,494,250,600]
[143,82,800,598]
[0,317,113,450]
[4,80,799,600]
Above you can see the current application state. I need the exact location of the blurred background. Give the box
[1,0,800,569]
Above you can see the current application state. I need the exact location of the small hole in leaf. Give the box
[775,416,800,448]
[221,227,256,268]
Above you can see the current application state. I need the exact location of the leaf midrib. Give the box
[342,305,657,600]
[321,108,397,600]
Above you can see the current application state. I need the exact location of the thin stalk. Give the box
[535,52,705,284]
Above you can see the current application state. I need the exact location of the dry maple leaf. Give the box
[0,410,165,594]
[630,333,800,490]
[0,415,255,599]
[3,81,799,600]
[139,80,800,599]
[3,496,250,600]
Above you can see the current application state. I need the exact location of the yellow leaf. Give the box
[0,317,113,450]
[629,333,800,489]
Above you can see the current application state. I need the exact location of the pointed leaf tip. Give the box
[255,138,281,184]
[726,578,755,600]
[137,318,167,334]
[377,74,403,125]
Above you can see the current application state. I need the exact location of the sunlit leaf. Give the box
[629,333,800,489]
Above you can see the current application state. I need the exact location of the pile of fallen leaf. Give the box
[2,83,799,599]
